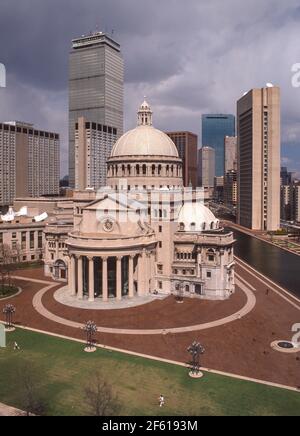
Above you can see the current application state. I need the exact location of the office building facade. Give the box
[224,136,237,174]
[198,146,215,188]
[0,122,60,208]
[237,86,280,231]
[202,114,235,177]
[69,32,124,187]
[166,131,198,187]
[75,117,118,191]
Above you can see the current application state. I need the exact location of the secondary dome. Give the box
[178,202,220,232]
[110,100,179,158]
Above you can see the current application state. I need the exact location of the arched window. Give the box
[158,165,162,175]
[127,164,131,175]
[143,164,147,175]
[190,222,196,231]
[136,164,140,176]
[152,165,156,175]
[179,222,185,231]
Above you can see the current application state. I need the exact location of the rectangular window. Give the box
[30,231,35,249]
[207,271,212,278]
[38,230,43,249]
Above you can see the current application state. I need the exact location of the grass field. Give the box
[0,285,19,299]
[0,329,299,416]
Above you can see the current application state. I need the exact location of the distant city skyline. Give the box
[0,1,300,177]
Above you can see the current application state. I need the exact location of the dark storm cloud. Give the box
[1,0,300,175]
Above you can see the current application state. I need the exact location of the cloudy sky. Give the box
[0,0,300,177]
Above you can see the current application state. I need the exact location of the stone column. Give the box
[116,256,122,301]
[102,257,108,302]
[149,251,156,292]
[137,251,146,296]
[70,255,76,296]
[197,251,202,278]
[128,255,134,298]
[88,256,94,302]
[77,256,83,300]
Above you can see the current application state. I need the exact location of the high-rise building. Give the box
[237,86,280,231]
[166,131,198,187]
[198,146,215,188]
[75,117,118,191]
[224,170,237,207]
[202,114,235,177]
[0,121,60,207]
[69,31,124,188]
[280,167,292,185]
[293,184,300,223]
[281,185,291,221]
[224,136,237,174]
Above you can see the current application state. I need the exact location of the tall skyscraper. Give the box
[224,136,237,174]
[0,121,60,207]
[166,131,198,187]
[75,117,118,191]
[69,31,124,187]
[237,86,280,231]
[202,114,235,177]
[198,146,215,188]
[280,167,292,185]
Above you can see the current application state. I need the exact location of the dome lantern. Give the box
[138,98,153,126]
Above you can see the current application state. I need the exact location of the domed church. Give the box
[45,101,235,303]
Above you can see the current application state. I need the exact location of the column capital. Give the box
[102,256,108,262]
[116,255,123,261]
[87,255,94,261]
[129,254,136,260]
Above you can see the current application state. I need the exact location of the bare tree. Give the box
[0,244,13,288]
[84,372,120,416]
[16,361,47,416]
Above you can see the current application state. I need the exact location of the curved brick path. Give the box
[31,276,256,335]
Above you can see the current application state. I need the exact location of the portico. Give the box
[68,250,156,302]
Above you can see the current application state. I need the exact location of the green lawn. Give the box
[0,285,19,299]
[0,329,299,416]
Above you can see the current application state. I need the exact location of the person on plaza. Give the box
[266,288,270,296]
[13,341,20,350]
[159,394,165,407]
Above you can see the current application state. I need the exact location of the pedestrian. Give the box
[13,341,20,350]
[159,394,165,407]
[266,288,269,296]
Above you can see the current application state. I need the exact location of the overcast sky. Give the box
[0,0,300,177]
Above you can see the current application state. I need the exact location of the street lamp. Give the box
[83,321,97,353]
[187,341,205,378]
[3,304,16,331]
[175,283,184,304]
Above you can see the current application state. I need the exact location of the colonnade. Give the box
[68,251,155,302]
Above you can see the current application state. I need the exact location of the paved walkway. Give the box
[31,277,256,335]
[54,286,164,310]
[0,402,23,416]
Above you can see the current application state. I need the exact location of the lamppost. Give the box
[176,283,184,304]
[187,341,205,378]
[83,321,97,353]
[3,304,16,332]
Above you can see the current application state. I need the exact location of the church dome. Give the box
[110,100,179,158]
[178,202,220,232]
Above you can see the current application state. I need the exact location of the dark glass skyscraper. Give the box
[202,114,235,177]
